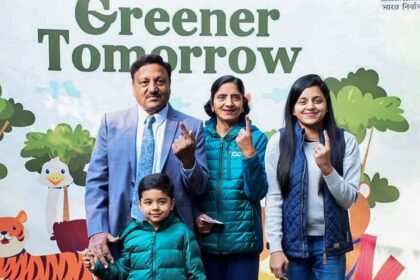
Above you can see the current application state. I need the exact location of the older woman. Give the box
[194,75,268,280]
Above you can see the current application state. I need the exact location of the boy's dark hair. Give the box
[130,54,172,81]
[138,173,174,199]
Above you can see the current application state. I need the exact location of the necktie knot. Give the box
[145,115,155,127]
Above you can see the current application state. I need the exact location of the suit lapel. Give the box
[160,105,179,170]
[124,107,138,181]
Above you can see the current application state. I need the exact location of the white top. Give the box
[264,130,361,253]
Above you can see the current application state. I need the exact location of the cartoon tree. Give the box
[21,123,95,217]
[0,85,35,179]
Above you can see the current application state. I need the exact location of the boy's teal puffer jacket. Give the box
[195,117,269,254]
[91,213,206,280]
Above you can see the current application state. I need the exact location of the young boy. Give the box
[83,173,206,279]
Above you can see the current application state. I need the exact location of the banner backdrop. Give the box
[1,0,419,279]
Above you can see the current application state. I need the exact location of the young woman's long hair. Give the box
[276,74,344,197]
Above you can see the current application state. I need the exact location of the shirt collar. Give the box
[137,103,169,125]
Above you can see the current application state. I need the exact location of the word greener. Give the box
[37,0,302,74]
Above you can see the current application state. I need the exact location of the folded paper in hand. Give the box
[199,216,224,225]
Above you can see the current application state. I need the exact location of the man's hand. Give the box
[313,130,334,176]
[270,251,289,279]
[235,116,255,158]
[172,122,197,169]
[87,232,118,269]
[195,214,214,234]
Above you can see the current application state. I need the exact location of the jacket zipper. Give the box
[217,139,224,253]
[228,148,231,180]
[152,231,156,279]
[300,157,307,258]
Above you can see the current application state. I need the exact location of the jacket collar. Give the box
[293,121,325,145]
[205,117,257,140]
[119,212,178,238]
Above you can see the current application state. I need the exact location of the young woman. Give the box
[194,75,268,280]
[265,74,361,280]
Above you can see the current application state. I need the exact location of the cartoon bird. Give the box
[37,157,73,237]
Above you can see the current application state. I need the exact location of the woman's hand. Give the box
[269,251,289,279]
[313,130,334,176]
[195,213,214,234]
[236,116,255,158]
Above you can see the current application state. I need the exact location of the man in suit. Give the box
[85,54,209,265]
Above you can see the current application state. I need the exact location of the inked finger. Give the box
[245,115,252,132]
[323,130,330,149]
[179,122,190,138]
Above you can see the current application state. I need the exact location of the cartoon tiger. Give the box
[0,210,93,280]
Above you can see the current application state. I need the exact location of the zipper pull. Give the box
[323,250,327,265]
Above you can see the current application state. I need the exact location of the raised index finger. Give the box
[245,115,252,132]
[323,130,330,149]
[179,122,190,138]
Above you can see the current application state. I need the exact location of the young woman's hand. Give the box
[195,213,214,234]
[236,115,255,158]
[313,130,334,176]
[269,251,289,279]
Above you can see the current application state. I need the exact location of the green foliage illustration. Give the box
[0,84,35,180]
[330,86,409,143]
[326,68,387,99]
[360,172,399,208]
[21,123,95,186]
